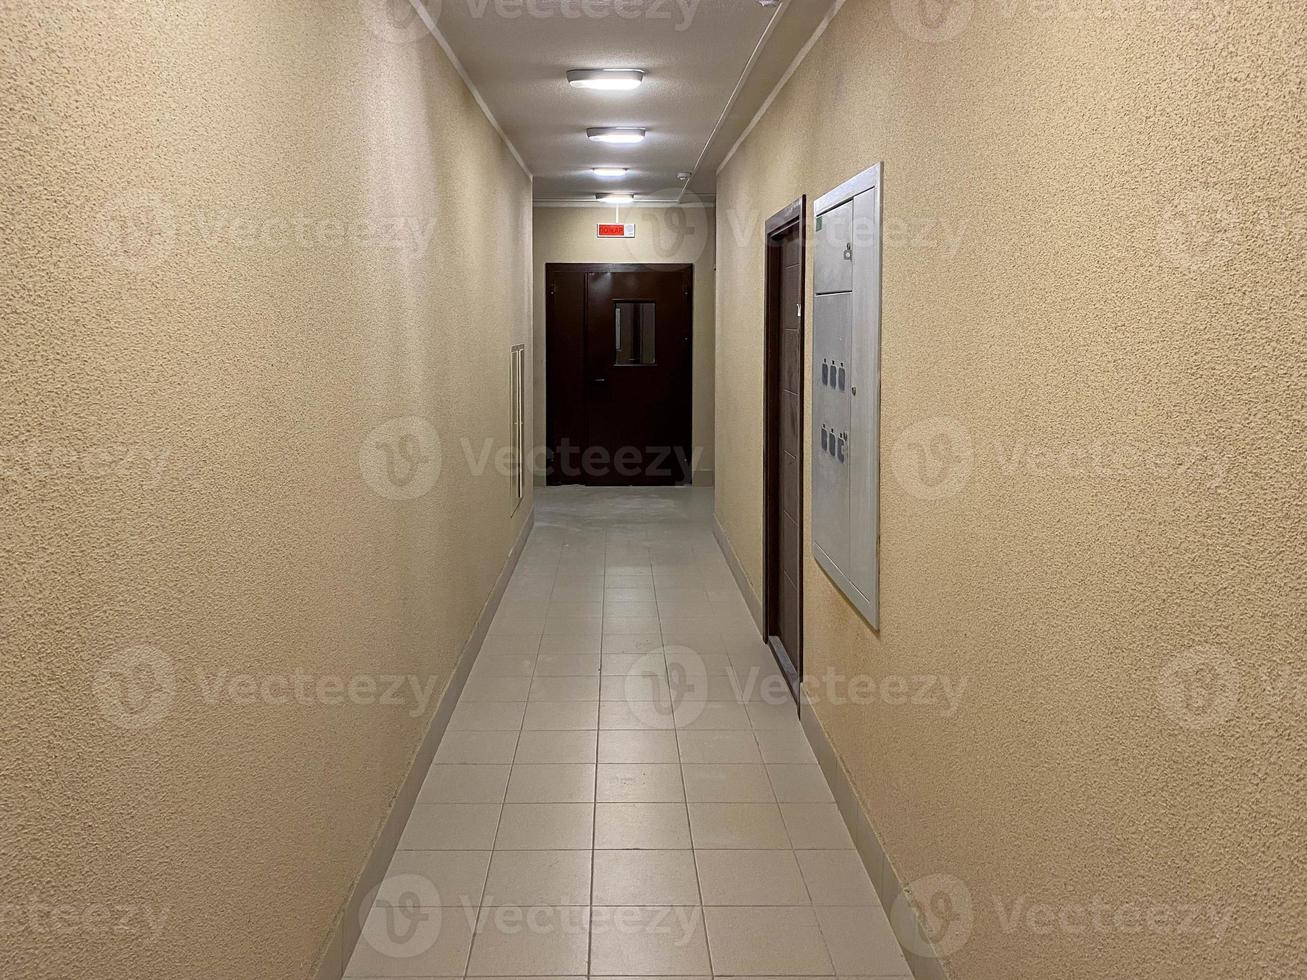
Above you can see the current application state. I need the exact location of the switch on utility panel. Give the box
[810,164,882,630]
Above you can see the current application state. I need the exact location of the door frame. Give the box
[545,262,695,486]
[763,197,807,701]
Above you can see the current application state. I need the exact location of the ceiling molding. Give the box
[679,0,788,204]
[716,0,848,177]
[409,0,533,181]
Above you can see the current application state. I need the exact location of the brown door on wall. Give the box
[765,199,806,700]
[546,263,694,486]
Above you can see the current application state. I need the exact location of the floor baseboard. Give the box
[711,514,764,636]
[312,508,536,980]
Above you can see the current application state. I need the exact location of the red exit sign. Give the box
[597,223,636,239]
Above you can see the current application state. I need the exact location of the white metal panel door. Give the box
[812,291,852,571]
[813,201,854,295]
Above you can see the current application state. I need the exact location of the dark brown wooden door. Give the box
[765,202,805,697]
[546,263,693,486]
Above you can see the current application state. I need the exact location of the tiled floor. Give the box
[346,487,910,979]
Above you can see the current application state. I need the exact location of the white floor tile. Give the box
[483,849,592,906]
[345,904,475,977]
[682,764,775,803]
[687,803,791,849]
[592,850,701,905]
[703,906,833,976]
[494,803,593,849]
[796,849,878,905]
[505,764,596,803]
[589,906,710,976]
[598,730,680,764]
[695,849,811,906]
[522,701,600,731]
[468,906,590,976]
[510,730,597,764]
[398,804,502,850]
[379,850,491,907]
[597,764,685,803]
[779,803,856,850]
[433,731,519,765]
[418,765,511,804]
[594,803,692,849]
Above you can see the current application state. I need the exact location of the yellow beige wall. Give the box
[715,2,1304,978]
[532,204,716,483]
[1,2,531,978]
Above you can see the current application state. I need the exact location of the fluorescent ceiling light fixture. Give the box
[597,193,636,203]
[587,127,647,144]
[592,167,629,178]
[568,69,645,91]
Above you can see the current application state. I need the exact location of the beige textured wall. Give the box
[1,2,531,978]
[532,204,716,482]
[715,3,1304,978]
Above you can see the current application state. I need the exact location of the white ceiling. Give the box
[425,0,839,202]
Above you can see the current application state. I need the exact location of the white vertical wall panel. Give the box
[810,165,882,630]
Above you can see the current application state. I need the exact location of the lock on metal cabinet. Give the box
[811,164,882,629]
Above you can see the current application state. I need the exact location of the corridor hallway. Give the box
[346,488,911,979]
[5,0,1304,978]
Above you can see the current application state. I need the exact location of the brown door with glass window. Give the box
[764,200,806,698]
[546,263,693,486]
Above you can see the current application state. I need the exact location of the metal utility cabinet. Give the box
[811,164,882,629]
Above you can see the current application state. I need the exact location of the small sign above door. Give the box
[597,223,636,239]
